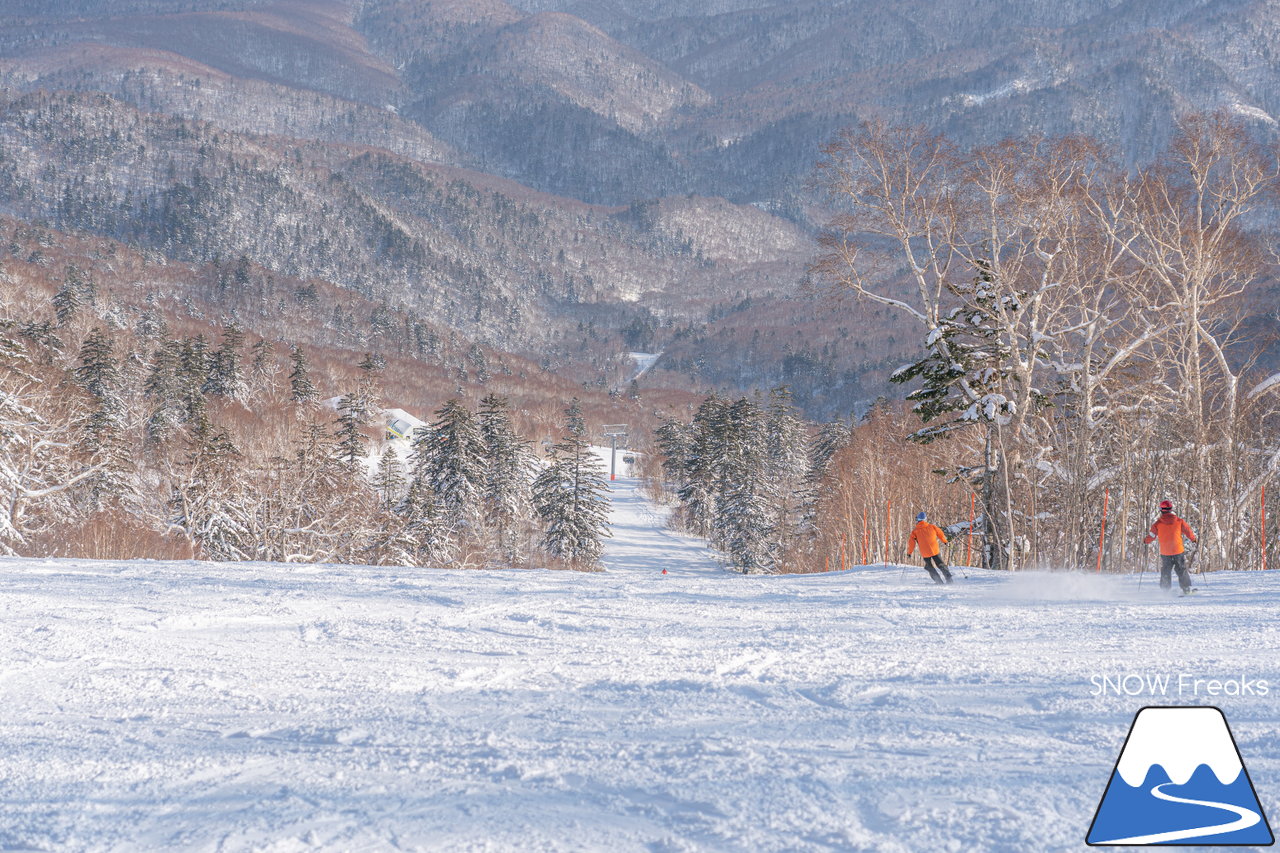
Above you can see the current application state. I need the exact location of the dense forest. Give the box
[0,219,652,567]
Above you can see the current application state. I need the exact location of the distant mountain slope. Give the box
[0,44,463,167]
[503,0,1280,184]
[358,0,709,203]
[9,0,1280,205]
[3,1,398,104]
[5,0,1280,418]
[0,89,807,347]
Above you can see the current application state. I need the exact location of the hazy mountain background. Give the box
[3,0,1279,417]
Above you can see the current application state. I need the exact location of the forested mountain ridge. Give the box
[13,0,1280,206]
[0,89,808,345]
[365,0,1280,202]
[4,0,1280,420]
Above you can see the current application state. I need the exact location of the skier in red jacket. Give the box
[1143,500,1197,593]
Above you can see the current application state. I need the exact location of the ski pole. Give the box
[948,538,968,579]
[1138,544,1148,590]
[1192,543,1206,586]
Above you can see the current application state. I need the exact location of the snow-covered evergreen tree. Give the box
[74,328,131,510]
[533,399,610,567]
[765,388,808,480]
[890,262,1024,568]
[413,399,486,531]
[808,421,851,477]
[654,416,689,487]
[51,281,81,327]
[0,320,27,375]
[467,344,490,384]
[144,339,188,443]
[177,335,211,424]
[288,345,318,404]
[660,392,801,571]
[763,386,809,536]
[358,352,386,376]
[205,323,245,399]
[478,393,535,562]
[715,397,779,573]
[334,389,370,470]
[797,420,851,536]
[75,327,118,402]
[247,339,276,394]
[889,266,1015,442]
[677,395,729,537]
[232,254,252,289]
[15,321,60,361]
[393,477,452,566]
[65,265,96,308]
[373,446,405,509]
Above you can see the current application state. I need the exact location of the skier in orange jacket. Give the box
[1143,500,1197,592]
[908,511,952,584]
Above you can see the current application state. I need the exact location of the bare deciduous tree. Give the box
[813,114,1280,572]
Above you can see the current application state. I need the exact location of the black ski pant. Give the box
[1160,554,1191,592]
[923,554,952,584]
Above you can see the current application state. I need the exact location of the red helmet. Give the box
[1159,500,1173,512]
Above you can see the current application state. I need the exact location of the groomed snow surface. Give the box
[4,471,1280,852]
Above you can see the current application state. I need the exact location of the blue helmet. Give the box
[916,511,927,521]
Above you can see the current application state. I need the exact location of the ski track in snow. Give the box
[2,471,1280,851]
[598,462,722,578]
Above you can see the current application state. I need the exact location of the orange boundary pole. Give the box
[1263,486,1267,572]
[840,535,847,572]
[1096,488,1109,573]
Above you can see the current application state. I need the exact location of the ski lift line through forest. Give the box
[602,424,627,483]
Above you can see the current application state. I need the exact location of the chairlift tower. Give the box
[602,424,628,481]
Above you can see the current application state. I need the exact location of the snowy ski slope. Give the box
[2,472,1280,851]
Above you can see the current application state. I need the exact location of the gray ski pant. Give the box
[923,555,952,584]
[1160,554,1191,592]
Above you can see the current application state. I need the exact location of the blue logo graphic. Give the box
[1088,706,1274,846]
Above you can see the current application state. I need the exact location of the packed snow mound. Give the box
[1116,707,1243,787]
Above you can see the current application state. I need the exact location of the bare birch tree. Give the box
[813,114,1280,572]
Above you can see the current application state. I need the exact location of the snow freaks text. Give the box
[1090,674,1270,697]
